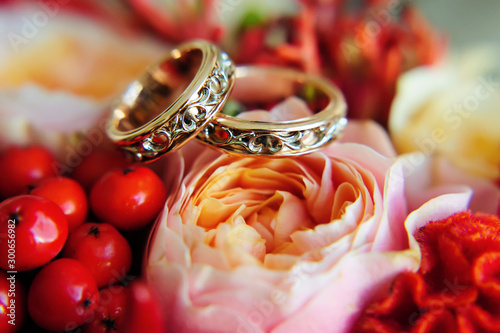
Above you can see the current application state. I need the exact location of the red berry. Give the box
[63,223,132,288]
[28,258,99,332]
[71,149,129,192]
[0,270,26,333]
[30,177,88,232]
[0,146,57,198]
[0,195,68,271]
[122,280,166,333]
[83,286,128,333]
[90,166,166,230]
[29,177,88,232]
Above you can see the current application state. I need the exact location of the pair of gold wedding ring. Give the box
[106,40,347,163]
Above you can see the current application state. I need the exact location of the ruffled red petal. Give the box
[473,252,500,309]
[353,212,500,333]
[354,316,404,333]
[458,305,500,332]
[412,309,458,333]
[364,273,425,318]
[416,212,500,288]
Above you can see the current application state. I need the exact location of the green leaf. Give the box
[240,10,265,29]
[222,100,245,116]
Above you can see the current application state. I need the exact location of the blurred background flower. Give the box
[386,0,500,187]
[126,0,445,125]
[389,49,500,181]
[0,0,165,157]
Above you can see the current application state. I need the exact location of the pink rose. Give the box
[146,99,500,332]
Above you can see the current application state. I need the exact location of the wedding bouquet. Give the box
[0,1,499,332]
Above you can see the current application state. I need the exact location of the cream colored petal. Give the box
[0,6,165,156]
[272,191,313,251]
[389,50,500,180]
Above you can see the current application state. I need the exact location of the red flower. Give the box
[123,0,445,125]
[353,212,500,332]
[326,6,444,124]
[1,0,143,33]
[125,0,444,126]
[232,1,445,125]
[233,5,321,74]
[127,0,224,42]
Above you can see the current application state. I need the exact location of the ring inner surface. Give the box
[225,73,330,119]
[116,48,203,132]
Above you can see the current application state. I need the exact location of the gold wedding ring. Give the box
[106,40,235,163]
[197,66,347,156]
[107,41,347,160]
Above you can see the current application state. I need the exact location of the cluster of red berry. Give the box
[0,146,167,332]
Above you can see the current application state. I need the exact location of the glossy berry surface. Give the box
[83,286,128,333]
[0,146,57,198]
[63,223,132,288]
[0,195,68,271]
[29,177,88,232]
[90,166,167,230]
[71,149,129,192]
[27,258,99,332]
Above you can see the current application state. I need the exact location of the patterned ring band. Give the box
[196,66,348,156]
[106,40,235,163]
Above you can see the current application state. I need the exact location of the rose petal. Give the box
[237,96,313,122]
[271,250,420,332]
[340,120,397,158]
[473,251,500,303]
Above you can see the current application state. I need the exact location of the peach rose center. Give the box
[180,156,374,270]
